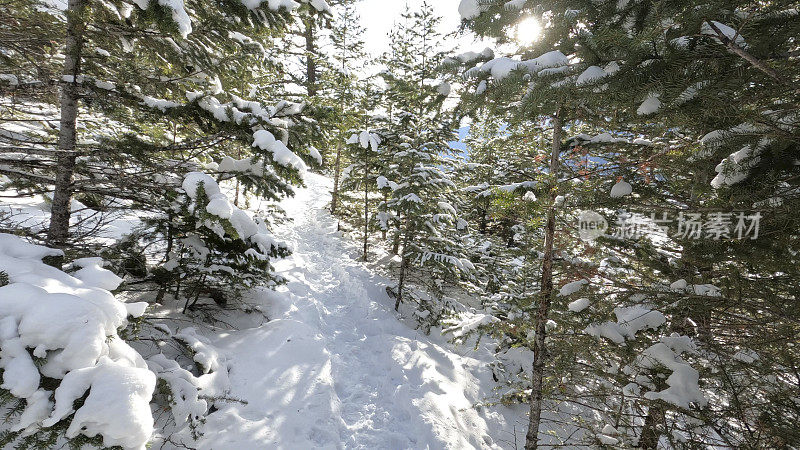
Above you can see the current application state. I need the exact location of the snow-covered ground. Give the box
[192,172,523,449]
[0,171,525,449]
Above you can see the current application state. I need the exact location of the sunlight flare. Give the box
[515,17,542,45]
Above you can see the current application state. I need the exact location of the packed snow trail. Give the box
[196,173,510,449]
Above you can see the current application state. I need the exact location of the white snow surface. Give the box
[193,173,515,449]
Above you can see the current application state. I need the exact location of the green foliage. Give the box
[139,179,290,313]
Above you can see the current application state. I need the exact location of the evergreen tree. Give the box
[339,128,381,261]
[0,0,328,252]
[0,0,332,314]
[327,0,370,215]
[371,2,471,319]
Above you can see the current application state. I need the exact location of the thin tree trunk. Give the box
[47,0,85,256]
[363,149,369,261]
[304,15,317,97]
[637,399,665,449]
[395,217,412,311]
[525,109,563,450]
[395,240,410,311]
[381,192,388,240]
[331,142,343,214]
[392,229,401,255]
[156,216,175,303]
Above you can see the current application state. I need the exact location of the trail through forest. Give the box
[196,173,515,450]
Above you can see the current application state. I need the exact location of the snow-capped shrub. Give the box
[142,172,290,312]
[0,233,154,449]
[0,234,226,449]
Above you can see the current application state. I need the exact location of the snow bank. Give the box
[72,257,123,290]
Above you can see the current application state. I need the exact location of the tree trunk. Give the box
[363,150,369,261]
[304,15,317,97]
[381,192,388,240]
[637,399,665,449]
[395,217,412,311]
[395,240,410,311]
[156,216,175,304]
[331,142,343,214]
[392,231,401,255]
[525,109,563,450]
[47,0,85,255]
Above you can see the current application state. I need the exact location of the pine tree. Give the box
[369,2,471,320]
[327,0,370,215]
[339,129,381,261]
[1,0,327,251]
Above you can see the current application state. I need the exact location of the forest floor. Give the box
[189,173,525,449]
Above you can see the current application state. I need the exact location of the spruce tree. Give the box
[369,2,471,320]
[327,0,370,215]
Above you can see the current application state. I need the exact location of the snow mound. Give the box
[72,257,123,290]
[43,357,156,450]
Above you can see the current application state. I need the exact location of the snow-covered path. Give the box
[196,173,511,450]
